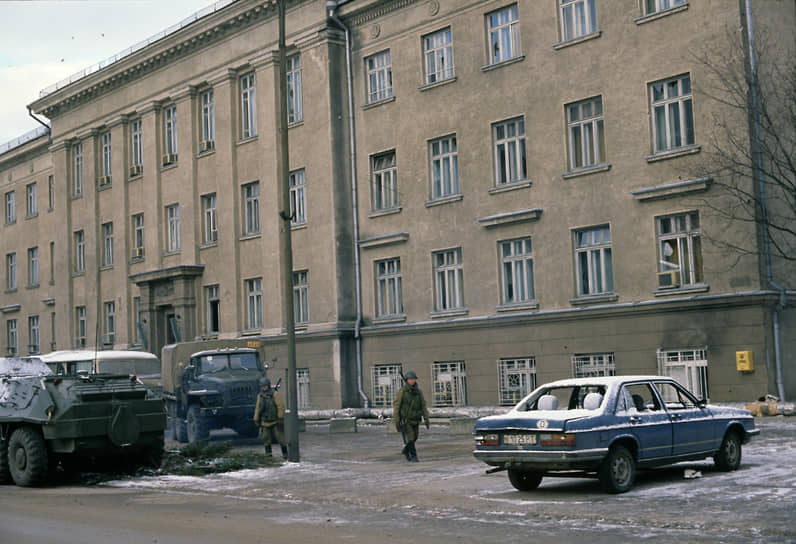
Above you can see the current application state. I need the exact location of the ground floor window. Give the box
[572,353,615,377]
[371,364,403,407]
[297,368,311,410]
[432,361,467,407]
[657,347,708,401]
[498,357,536,405]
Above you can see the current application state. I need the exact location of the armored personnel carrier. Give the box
[0,356,166,487]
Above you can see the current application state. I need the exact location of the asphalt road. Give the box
[1,417,794,544]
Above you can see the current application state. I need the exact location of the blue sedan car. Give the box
[473,376,759,493]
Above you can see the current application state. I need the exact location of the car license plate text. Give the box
[503,433,537,445]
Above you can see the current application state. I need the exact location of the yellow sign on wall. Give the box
[246,340,262,349]
[736,350,754,372]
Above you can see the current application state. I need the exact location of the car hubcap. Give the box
[613,456,630,484]
[726,441,738,463]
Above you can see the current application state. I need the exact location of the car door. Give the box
[616,382,673,461]
[653,380,716,457]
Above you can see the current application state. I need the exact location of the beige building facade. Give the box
[1,0,794,409]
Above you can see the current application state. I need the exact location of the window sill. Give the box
[562,163,612,179]
[240,329,263,336]
[553,30,602,50]
[160,162,179,172]
[4,288,17,295]
[199,241,218,250]
[634,3,689,25]
[645,145,701,163]
[368,206,402,218]
[71,193,83,200]
[25,213,38,220]
[418,76,457,92]
[47,207,54,213]
[128,173,143,182]
[72,271,85,278]
[97,183,113,192]
[569,293,619,305]
[496,301,539,313]
[237,135,258,146]
[288,120,304,129]
[654,284,709,296]
[372,315,407,325]
[425,194,463,208]
[129,257,144,264]
[294,323,309,331]
[162,250,181,257]
[480,55,525,73]
[291,222,307,231]
[197,149,216,159]
[48,280,55,286]
[25,284,40,290]
[488,179,532,195]
[429,308,468,319]
[99,265,114,271]
[362,96,396,110]
[4,220,15,226]
[239,233,261,241]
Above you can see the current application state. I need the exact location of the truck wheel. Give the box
[8,427,49,487]
[714,430,742,471]
[507,469,543,491]
[186,405,210,443]
[598,444,636,494]
[0,439,10,484]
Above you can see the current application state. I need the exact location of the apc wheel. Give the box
[8,427,49,487]
[599,445,636,494]
[186,405,210,443]
[0,439,10,484]
[507,469,543,491]
[714,431,742,471]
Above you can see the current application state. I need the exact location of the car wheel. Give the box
[186,405,210,444]
[507,469,543,491]
[0,438,10,484]
[714,431,741,471]
[8,427,49,487]
[599,444,636,494]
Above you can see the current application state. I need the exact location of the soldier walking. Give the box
[393,370,430,462]
[253,377,287,459]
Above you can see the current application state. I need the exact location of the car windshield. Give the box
[199,353,258,373]
[520,385,606,411]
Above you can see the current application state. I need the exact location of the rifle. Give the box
[273,377,282,391]
[397,371,407,446]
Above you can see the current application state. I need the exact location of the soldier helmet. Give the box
[404,370,418,380]
[259,377,271,387]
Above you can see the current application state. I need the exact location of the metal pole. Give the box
[277,0,299,461]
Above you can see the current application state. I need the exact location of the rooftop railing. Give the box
[0,125,50,156]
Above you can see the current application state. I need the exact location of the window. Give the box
[164,105,178,158]
[101,131,112,179]
[131,118,143,168]
[27,247,38,287]
[74,230,85,273]
[375,258,403,318]
[429,135,459,199]
[656,211,702,287]
[205,284,220,335]
[574,226,613,296]
[498,358,536,405]
[75,306,87,348]
[432,361,467,407]
[132,297,144,346]
[240,72,257,139]
[365,50,392,103]
[657,348,709,401]
[423,28,454,84]
[49,242,54,284]
[73,143,83,196]
[28,315,39,354]
[560,0,598,42]
[166,204,180,252]
[6,319,17,356]
[486,4,520,64]
[132,213,144,257]
[26,182,37,217]
[102,222,114,267]
[245,278,263,330]
[297,368,311,410]
[493,117,527,185]
[287,170,306,226]
[650,74,694,153]
[5,253,16,291]
[243,182,260,235]
[104,301,115,346]
[202,193,218,243]
[201,89,215,144]
[566,96,605,170]
[4,191,14,224]
[286,54,303,124]
[643,0,686,16]
[293,270,309,326]
[572,353,615,377]
[500,238,534,305]
[48,175,54,210]
[433,248,464,311]
[371,364,403,407]
[371,151,398,211]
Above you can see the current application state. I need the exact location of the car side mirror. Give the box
[697,398,707,408]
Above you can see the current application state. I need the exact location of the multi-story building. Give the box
[1,0,793,409]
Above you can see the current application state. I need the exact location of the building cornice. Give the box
[344,0,422,27]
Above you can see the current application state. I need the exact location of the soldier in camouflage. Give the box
[253,377,287,459]
[393,370,430,462]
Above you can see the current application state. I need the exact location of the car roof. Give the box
[36,350,158,363]
[190,347,258,358]
[540,375,674,388]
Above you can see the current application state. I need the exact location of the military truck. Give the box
[161,339,266,444]
[0,356,166,487]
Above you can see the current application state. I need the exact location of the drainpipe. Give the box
[744,0,786,401]
[27,106,51,141]
[327,0,370,408]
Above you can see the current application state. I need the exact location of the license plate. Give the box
[503,433,537,445]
